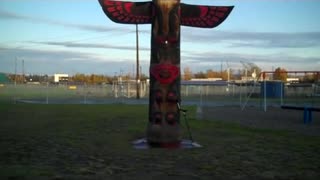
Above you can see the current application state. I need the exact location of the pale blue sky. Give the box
[0,0,320,75]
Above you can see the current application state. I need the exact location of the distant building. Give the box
[183,78,227,86]
[0,73,10,84]
[54,74,69,83]
[286,78,300,83]
[241,76,258,81]
[190,78,222,81]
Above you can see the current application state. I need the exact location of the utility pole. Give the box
[226,61,230,82]
[22,59,25,84]
[136,24,140,99]
[14,57,17,86]
[220,60,223,78]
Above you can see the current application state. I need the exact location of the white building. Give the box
[54,74,69,83]
[190,78,223,81]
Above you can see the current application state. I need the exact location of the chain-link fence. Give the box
[1,81,319,109]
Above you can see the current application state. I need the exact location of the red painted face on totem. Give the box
[151,64,179,84]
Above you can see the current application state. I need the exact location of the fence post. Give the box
[46,82,49,104]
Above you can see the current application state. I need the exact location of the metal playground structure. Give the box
[239,71,320,123]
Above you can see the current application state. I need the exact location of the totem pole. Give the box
[99,0,233,147]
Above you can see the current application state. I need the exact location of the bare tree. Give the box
[274,67,288,81]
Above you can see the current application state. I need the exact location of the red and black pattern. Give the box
[99,0,152,24]
[98,0,233,147]
[150,64,179,85]
[181,3,233,28]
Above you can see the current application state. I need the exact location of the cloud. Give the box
[29,41,150,51]
[1,44,319,75]
[0,10,23,19]
[0,10,125,33]
[0,9,151,34]
[3,9,319,49]
[181,50,320,71]
[182,29,320,48]
[0,46,145,75]
[1,9,319,74]
[0,46,95,62]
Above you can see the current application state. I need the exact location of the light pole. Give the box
[136,24,140,99]
[14,57,17,86]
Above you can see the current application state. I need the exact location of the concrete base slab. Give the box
[132,138,201,149]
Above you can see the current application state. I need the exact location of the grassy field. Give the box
[1,102,320,179]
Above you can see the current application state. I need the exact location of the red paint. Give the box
[155,90,163,103]
[199,6,208,17]
[151,64,179,84]
[216,12,225,18]
[102,0,152,24]
[148,141,181,149]
[219,7,229,12]
[180,4,233,28]
[105,0,113,6]
[124,2,133,13]
[166,112,177,125]
[108,7,116,12]
[167,91,178,103]
[160,142,181,148]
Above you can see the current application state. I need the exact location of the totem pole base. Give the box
[132,138,201,149]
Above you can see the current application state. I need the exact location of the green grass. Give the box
[1,103,320,179]
[0,84,113,104]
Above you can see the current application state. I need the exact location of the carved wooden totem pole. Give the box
[99,0,233,147]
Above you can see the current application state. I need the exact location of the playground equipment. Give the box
[240,71,320,112]
[281,105,320,124]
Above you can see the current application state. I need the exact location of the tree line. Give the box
[183,67,232,80]
[183,66,319,83]
[273,67,320,83]
[7,73,149,85]
[5,67,320,84]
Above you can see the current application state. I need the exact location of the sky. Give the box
[0,0,320,76]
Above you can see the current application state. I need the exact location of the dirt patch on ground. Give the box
[202,106,320,136]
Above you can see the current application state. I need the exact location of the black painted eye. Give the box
[152,112,162,125]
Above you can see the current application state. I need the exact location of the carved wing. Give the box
[181,3,233,28]
[99,0,152,24]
